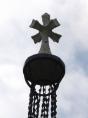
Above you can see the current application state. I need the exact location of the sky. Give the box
[0,0,88,118]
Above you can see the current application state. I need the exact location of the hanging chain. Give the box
[28,86,35,118]
[28,85,42,118]
[28,83,58,118]
[41,86,50,118]
[51,85,57,118]
[33,86,42,118]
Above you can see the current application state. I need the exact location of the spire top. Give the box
[30,13,61,54]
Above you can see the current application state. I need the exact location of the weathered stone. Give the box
[30,13,61,54]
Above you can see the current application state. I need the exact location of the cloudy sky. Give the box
[0,0,88,118]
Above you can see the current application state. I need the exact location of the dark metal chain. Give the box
[51,85,57,118]
[28,83,58,118]
[41,86,50,118]
[28,87,35,118]
[28,86,42,118]
[33,93,38,118]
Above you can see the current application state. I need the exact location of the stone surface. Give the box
[30,13,61,54]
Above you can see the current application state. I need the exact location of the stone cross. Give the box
[30,13,61,54]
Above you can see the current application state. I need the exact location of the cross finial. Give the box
[30,13,61,54]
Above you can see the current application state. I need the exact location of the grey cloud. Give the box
[74,47,88,75]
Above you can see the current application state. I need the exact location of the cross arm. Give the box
[49,31,62,43]
[31,33,41,43]
[49,19,60,30]
[30,19,43,31]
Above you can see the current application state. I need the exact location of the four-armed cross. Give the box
[30,13,61,54]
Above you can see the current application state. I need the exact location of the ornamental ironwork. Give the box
[23,13,65,118]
